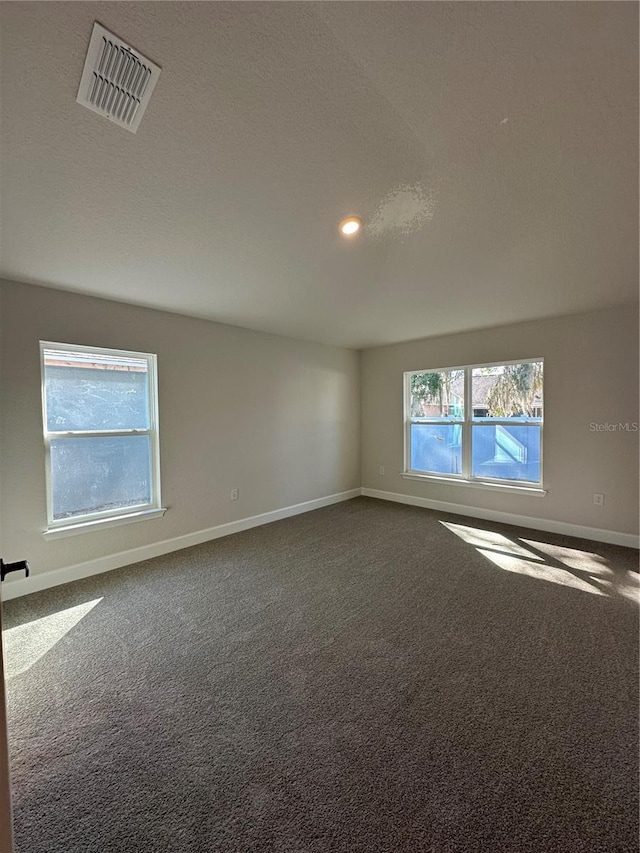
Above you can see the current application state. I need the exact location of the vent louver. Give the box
[77,22,161,133]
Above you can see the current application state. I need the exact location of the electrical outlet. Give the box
[593,492,605,507]
[231,488,239,501]
[379,466,385,476]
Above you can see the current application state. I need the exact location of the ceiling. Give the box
[0,2,637,349]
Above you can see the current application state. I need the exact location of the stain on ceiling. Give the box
[0,1,637,348]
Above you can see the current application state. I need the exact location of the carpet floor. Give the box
[3,497,639,852]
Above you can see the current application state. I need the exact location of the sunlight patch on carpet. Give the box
[519,540,610,574]
[3,598,103,677]
[441,522,544,561]
[476,549,607,596]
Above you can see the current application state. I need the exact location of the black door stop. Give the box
[0,558,30,582]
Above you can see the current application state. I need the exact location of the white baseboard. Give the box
[3,485,636,601]
[361,487,640,549]
[1,488,362,601]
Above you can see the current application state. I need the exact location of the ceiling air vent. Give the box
[77,22,161,133]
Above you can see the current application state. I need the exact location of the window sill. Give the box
[44,507,167,539]
[400,472,547,496]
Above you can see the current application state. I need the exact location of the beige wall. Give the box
[361,306,639,536]
[1,279,636,595]
[0,280,360,580]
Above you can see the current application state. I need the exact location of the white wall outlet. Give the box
[593,493,605,506]
[379,466,385,476]
[231,488,239,501]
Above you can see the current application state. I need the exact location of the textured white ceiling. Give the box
[0,2,637,348]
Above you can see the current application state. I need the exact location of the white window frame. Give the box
[403,358,544,492]
[40,341,163,533]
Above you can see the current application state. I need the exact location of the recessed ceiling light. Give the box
[339,216,362,236]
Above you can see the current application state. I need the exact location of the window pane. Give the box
[472,425,541,482]
[50,435,152,520]
[410,369,464,419]
[44,350,150,431]
[410,424,462,475]
[472,362,543,419]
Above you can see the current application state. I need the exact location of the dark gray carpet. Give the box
[3,497,639,852]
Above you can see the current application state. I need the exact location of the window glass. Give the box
[410,424,462,475]
[50,435,152,520]
[471,425,541,482]
[472,362,543,420]
[44,350,150,431]
[409,369,464,419]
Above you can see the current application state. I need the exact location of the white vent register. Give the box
[77,22,161,133]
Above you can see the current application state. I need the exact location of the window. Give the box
[405,359,543,488]
[41,342,162,530]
